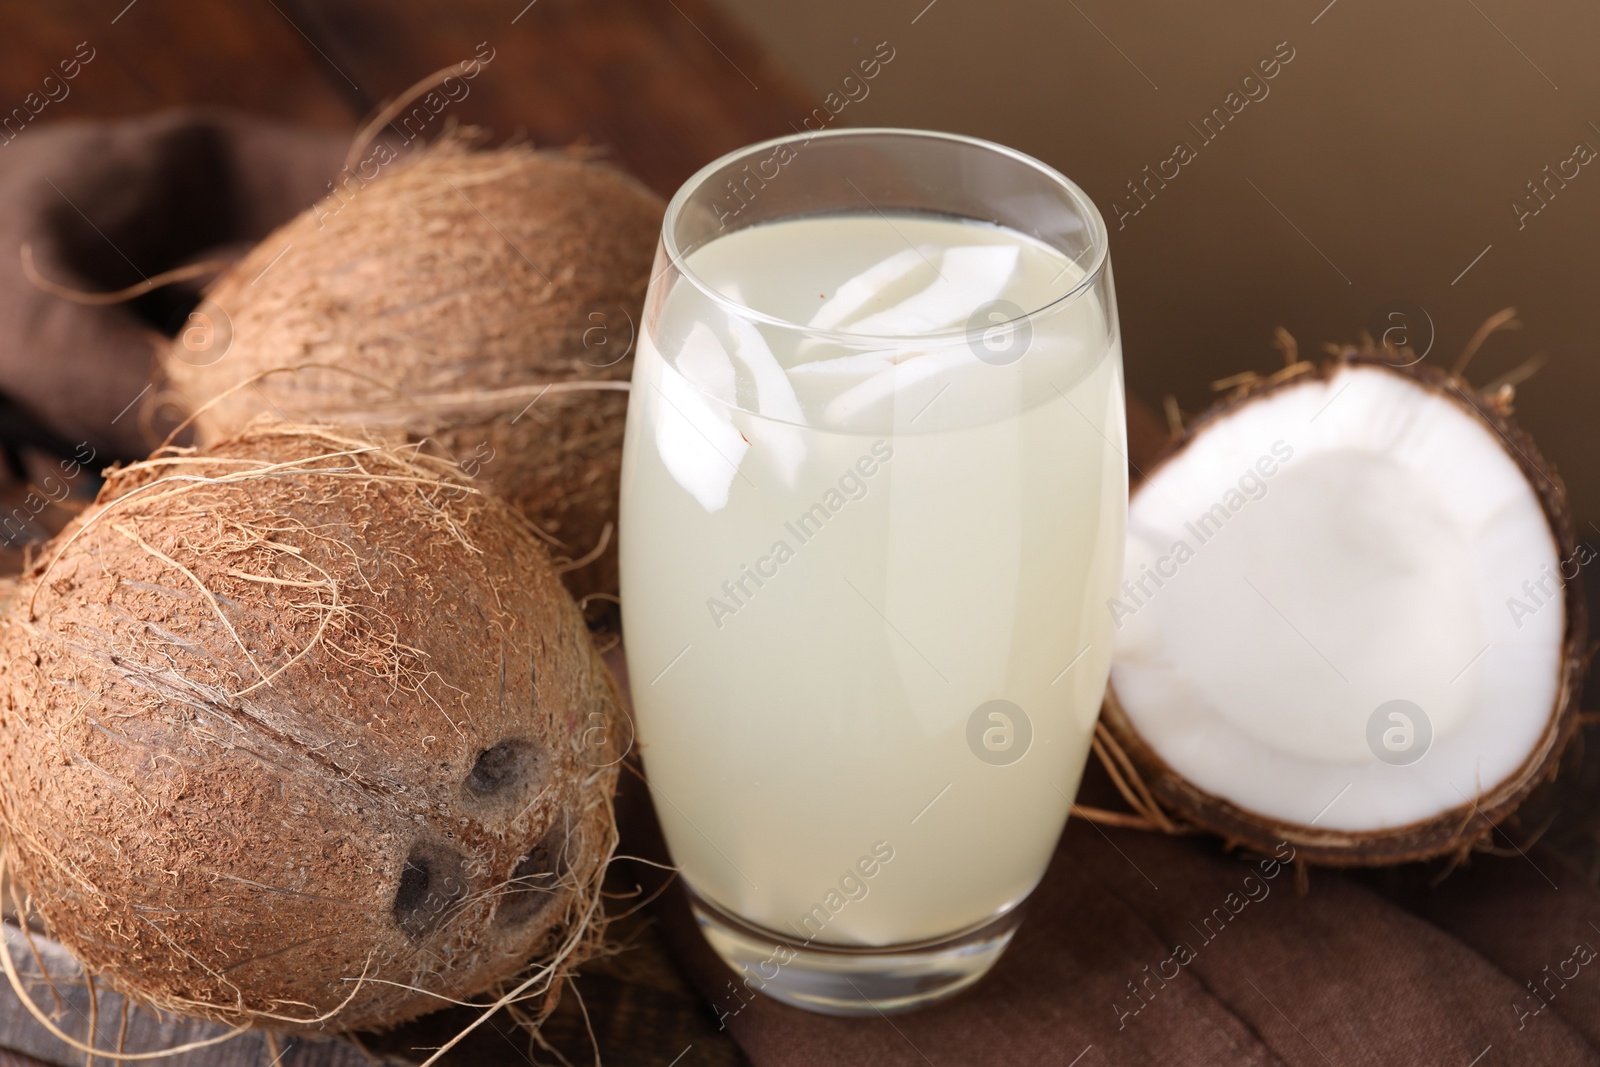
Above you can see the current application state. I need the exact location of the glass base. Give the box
[688,887,1024,1016]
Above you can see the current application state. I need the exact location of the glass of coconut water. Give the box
[619,128,1125,1015]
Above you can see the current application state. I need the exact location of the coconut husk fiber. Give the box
[0,422,622,1035]
[160,134,665,607]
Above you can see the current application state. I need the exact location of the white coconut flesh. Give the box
[1109,363,1566,834]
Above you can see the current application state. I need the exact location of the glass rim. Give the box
[660,126,1111,344]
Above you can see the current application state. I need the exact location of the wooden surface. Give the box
[280,0,813,196]
[0,0,821,1062]
[0,0,813,200]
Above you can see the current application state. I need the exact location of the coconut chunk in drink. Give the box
[652,322,748,512]
[822,347,976,425]
[847,245,1019,336]
[806,247,930,330]
[724,314,808,485]
[787,349,904,377]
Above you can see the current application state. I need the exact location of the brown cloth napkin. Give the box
[0,108,344,467]
[641,810,1600,1066]
[8,111,1600,1067]
[601,649,1600,1067]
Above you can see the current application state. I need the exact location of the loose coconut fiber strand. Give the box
[1071,722,1184,834]
[160,358,630,562]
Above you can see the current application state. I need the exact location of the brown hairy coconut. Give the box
[159,137,664,606]
[1100,338,1586,866]
[0,422,622,1034]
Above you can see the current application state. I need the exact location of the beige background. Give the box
[714,0,1599,527]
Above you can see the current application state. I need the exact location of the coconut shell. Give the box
[1100,352,1588,866]
[0,423,623,1031]
[160,139,665,606]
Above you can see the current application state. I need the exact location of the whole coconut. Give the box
[0,423,622,1032]
[160,138,664,604]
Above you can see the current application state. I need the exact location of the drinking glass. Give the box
[619,128,1125,1015]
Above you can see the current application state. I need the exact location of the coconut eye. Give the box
[393,844,468,937]
[466,740,539,797]
[496,821,570,926]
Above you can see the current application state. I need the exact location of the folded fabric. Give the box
[0,108,345,463]
[602,644,1600,1067]
[623,774,1600,1067]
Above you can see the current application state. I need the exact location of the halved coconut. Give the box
[1102,350,1587,865]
